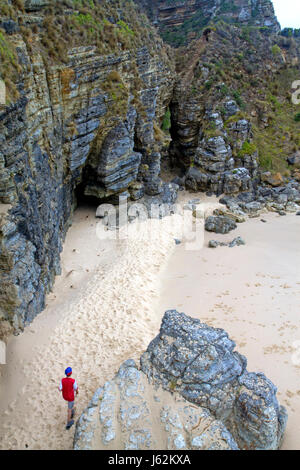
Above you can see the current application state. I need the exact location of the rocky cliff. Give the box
[74,311,287,450]
[169,22,300,195]
[0,0,300,333]
[135,0,280,46]
[0,0,174,332]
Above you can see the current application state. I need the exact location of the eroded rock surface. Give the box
[74,359,238,451]
[140,310,287,450]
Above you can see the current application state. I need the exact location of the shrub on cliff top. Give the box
[294,113,300,122]
[107,71,122,83]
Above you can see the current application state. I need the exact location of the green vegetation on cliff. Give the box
[175,20,300,176]
[0,0,171,102]
[252,68,300,173]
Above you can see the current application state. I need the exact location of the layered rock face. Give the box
[141,310,287,450]
[0,1,174,331]
[74,311,287,450]
[135,0,280,45]
[170,98,258,195]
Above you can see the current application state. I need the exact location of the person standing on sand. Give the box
[58,367,79,430]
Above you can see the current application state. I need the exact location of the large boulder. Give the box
[223,168,252,194]
[205,215,237,234]
[141,310,287,450]
[261,172,284,188]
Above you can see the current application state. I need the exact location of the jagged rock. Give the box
[223,100,239,119]
[213,208,246,223]
[185,167,209,192]
[195,136,232,174]
[223,168,252,194]
[228,236,246,247]
[228,120,252,146]
[144,175,164,196]
[140,310,287,450]
[205,215,237,234]
[184,198,201,212]
[205,110,224,130]
[242,201,263,214]
[208,237,245,248]
[171,175,186,190]
[266,202,285,213]
[208,240,227,248]
[285,202,300,213]
[261,172,284,187]
[218,183,300,219]
[74,359,238,450]
[84,110,142,198]
[237,192,256,204]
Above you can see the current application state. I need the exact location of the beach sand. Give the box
[0,204,184,450]
[159,209,300,450]
[0,196,299,449]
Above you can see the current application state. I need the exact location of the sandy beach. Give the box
[0,195,299,450]
[0,204,184,450]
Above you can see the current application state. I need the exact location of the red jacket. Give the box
[61,377,76,402]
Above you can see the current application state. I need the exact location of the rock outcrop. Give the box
[135,0,280,46]
[168,19,300,195]
[141,310,287,450]
[219,182,300,218]
[74,310,287,450]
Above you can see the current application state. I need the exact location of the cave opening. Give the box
[74,180,102,211]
